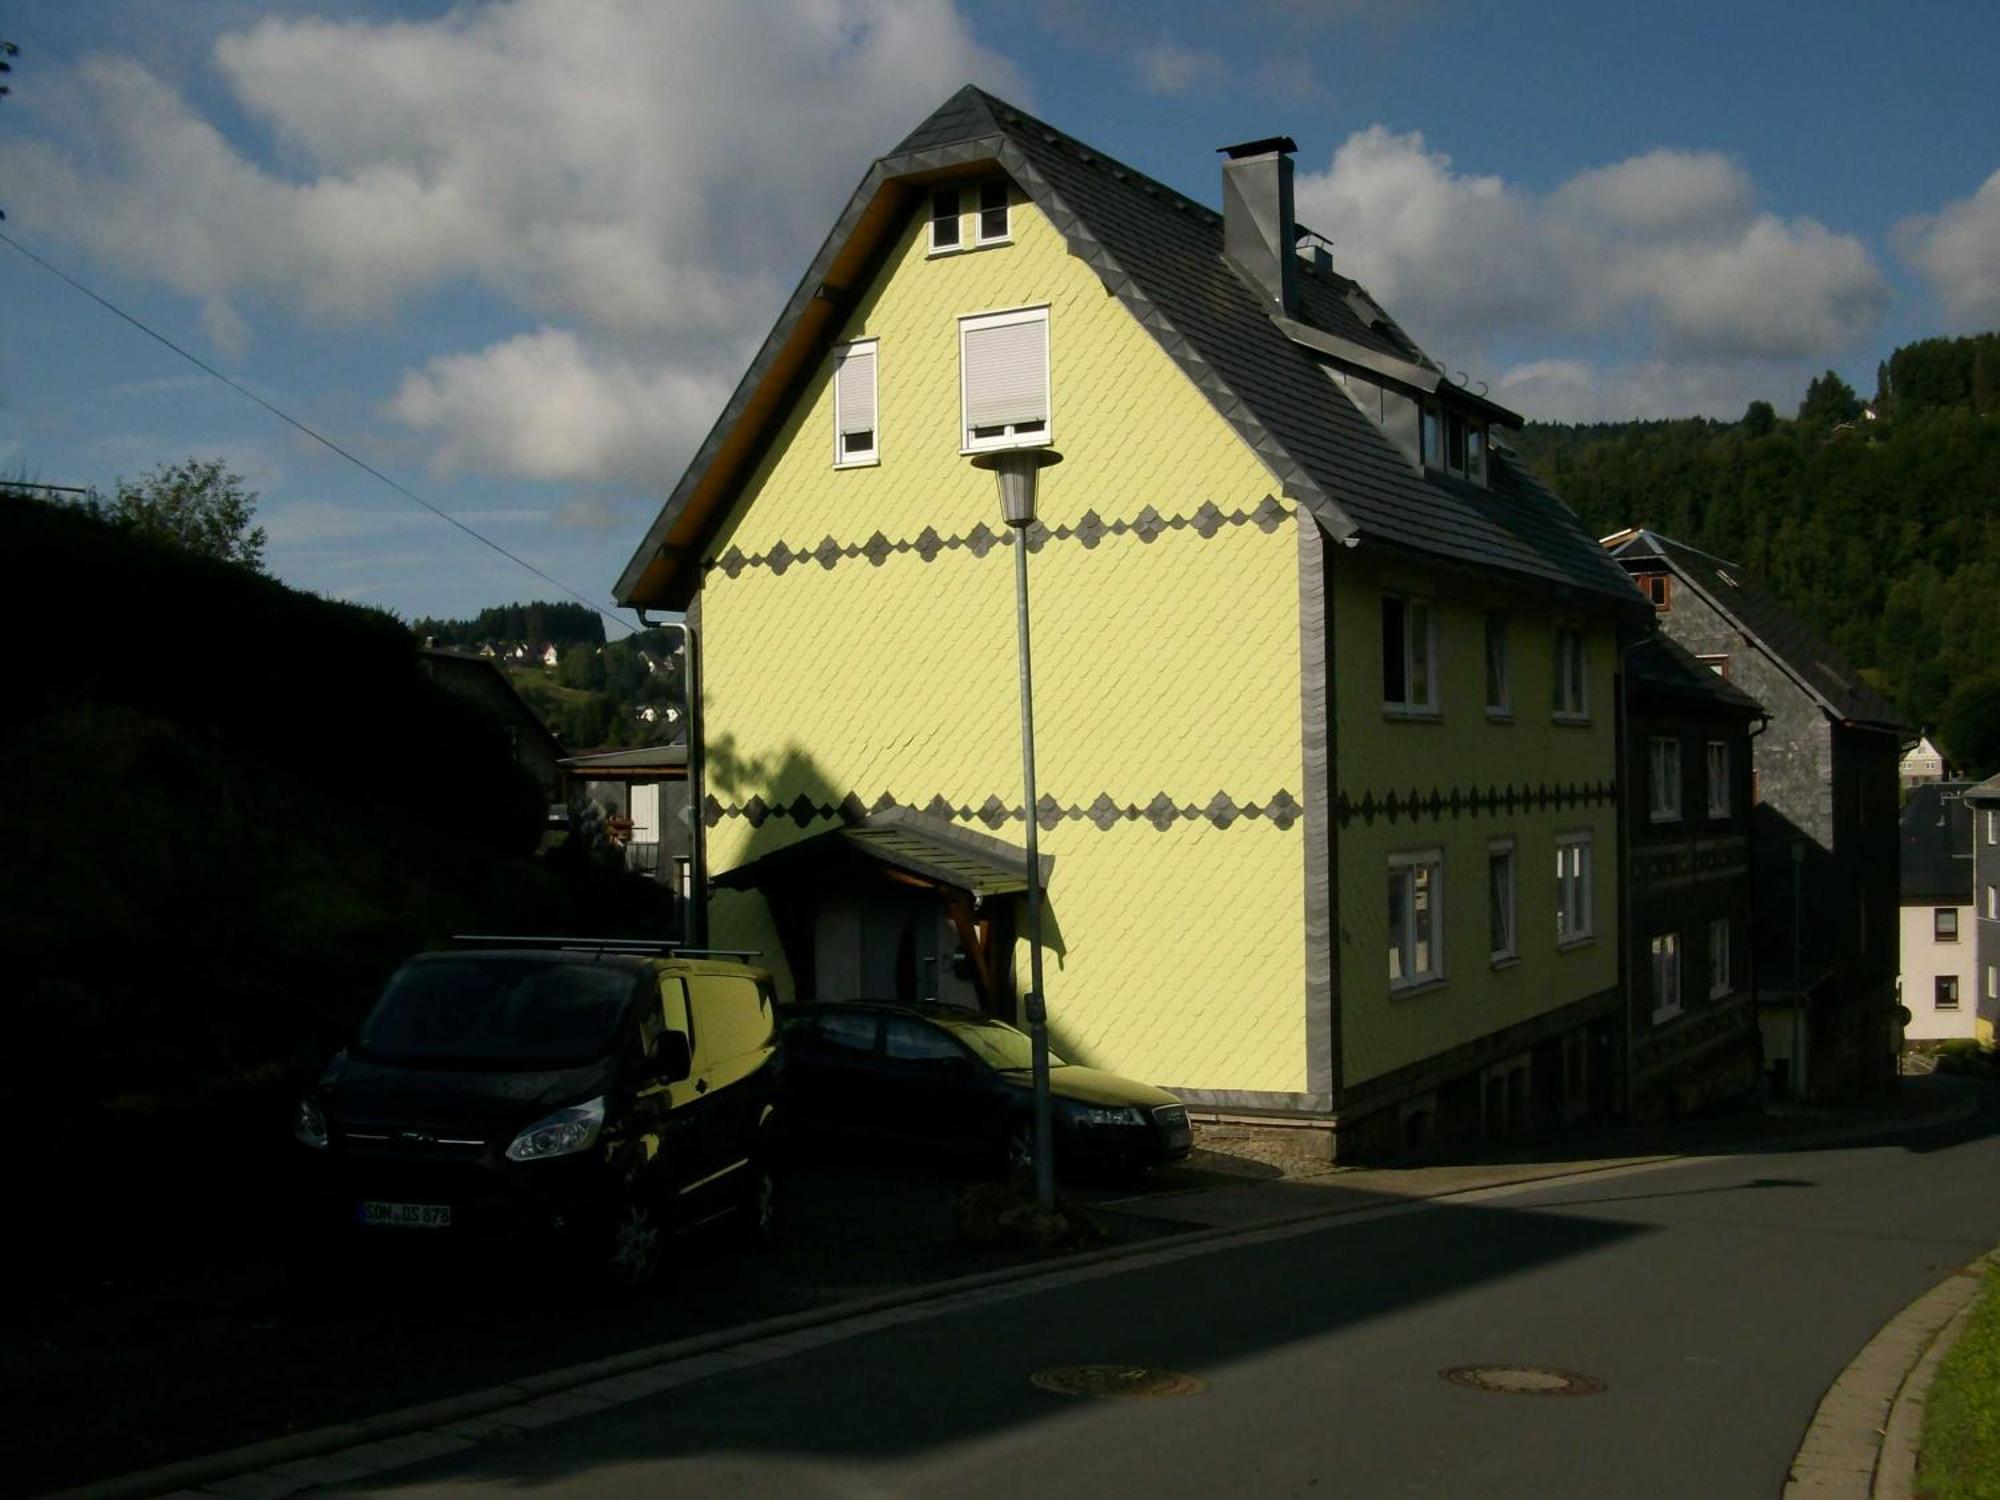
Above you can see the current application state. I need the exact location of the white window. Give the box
[1989,884,1998,921]
[1709,917,1731,998]
[1706,741,1730,818]
[1936,907,1959,942]
[1467,424,1488,486]
[976,178,1010,243]
[1484,612,1511,717]
[1650,933,1682,1021]
[1987,810,1997,846]
[1989,965,1998,1002]
[1389,849,1444,989]
[832,339,878,466]
[1553,626,1588,720]
[1936,976,1961,1011]
[1649,737,1682,821]
[1488,839,1517,963]
[1556,833,1594,944]
[928,187,962,252]
[1382,595,1438,714]
[959,306,1050,451]
[1420,407,1441,467]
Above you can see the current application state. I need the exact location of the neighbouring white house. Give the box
[540,642,561,669]
[1900,734,1950,790]
[1899,780,1981,1042]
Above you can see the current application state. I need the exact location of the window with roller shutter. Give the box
[833,339,878,466]
[959,306,1049,451]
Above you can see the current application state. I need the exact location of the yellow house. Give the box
[616,88,1645,1158]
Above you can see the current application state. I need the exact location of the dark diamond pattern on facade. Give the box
[704,497,1296,580]
[703,787,1320,832]
[1143,792,1179,831]
[1331,780,1618,829]
[977,794,1011,830]
[1036,793,1064,830]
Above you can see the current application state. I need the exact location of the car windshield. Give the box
[358,958,635,1069]
[939,1018,1067,1071]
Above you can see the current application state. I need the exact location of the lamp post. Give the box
[971,445,1063,1209]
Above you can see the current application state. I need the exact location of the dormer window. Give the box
[977,179,1010,243]
[1420,402,1488,486]
[1639,573,1673,610]
[929,188,962,252]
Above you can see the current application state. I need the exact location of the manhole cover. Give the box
[1441,1365,1605,1397]
[1030,1365,1207,1399]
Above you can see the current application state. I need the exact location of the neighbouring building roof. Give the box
[560,743,688,779]
[1625,632,1767,718]
[1965,772,2000,806]
[1605,529,1905,732]
[616,85,1644,614]
[418,646,567,760]
[712,805,1051,898]
[1900,780,1974,903]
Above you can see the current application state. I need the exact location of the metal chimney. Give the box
[1219,136,1298,315]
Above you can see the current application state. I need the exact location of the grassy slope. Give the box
[1918,1264,2000,1500]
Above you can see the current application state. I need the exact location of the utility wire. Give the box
[0,227,643,638]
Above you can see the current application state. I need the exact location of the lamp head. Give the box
[971,446,1064,528]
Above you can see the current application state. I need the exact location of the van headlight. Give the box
[506,1097,606,1162]
[295,1097,329,1150]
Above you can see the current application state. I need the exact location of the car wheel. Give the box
[600,1191,667,1294]
[734,1158,779,1247]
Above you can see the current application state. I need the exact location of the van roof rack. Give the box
[451,935,762,959]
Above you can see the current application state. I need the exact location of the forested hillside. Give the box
[1510,335,2000,771]
[411,599,605,652]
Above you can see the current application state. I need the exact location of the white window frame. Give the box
[831,338,879,468]
[1708,916,1732,999]
[1484,611,1511,719]
[958,305,1051,453]
[1706,740,1730,818]
[927,186,963,253]
[975,178,1011,245]
[1989,965,1998,1002]
[1987,810,1997,846]
[1389,847,1445,991]
[1935,907,1959,942]
[1648,737,1682,822]
[1936,975,1961,1011]
[1382,594,1439,717]
[1650,932,1682,1022]
[1989,884,1998,921]
[1488,838,1517,965]
[1556,831,1594,947]
[1553,625,1589,722]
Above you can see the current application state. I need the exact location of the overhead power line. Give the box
[0,227,643,638]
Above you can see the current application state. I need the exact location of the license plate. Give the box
[359,1200,452,1229]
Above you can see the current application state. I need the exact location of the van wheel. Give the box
[735,1159,778,1247]
[600,1193,667,1294]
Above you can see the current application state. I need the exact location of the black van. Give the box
[293,941,782,1290]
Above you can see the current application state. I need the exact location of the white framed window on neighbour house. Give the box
[928,187,962,252]
[1936,907,1959,942]
[1989,884,1998,921]
[1650,933,1682,1021]
[1484,612,1511,718]
[1556,832,1594,945]
[1648,737,1682,821]
[959,306,1050,451]
[1553,626,1588,719]
[1389,849,1444,989]
[1937,976,1961,1010]
[1709,917,1731,998]
[1987,810,1997,845]
[1989,965,1998,1002]
[832,339,878,466]
[1382,595,1438,714]
[1488,839,1517,964]
[1706,741,1730,817]
[976,179,1011,243]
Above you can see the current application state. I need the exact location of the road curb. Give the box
[45,1089,1979,1500]
[1782,1249,1995,1500]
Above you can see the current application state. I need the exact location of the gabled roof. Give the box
[1966,772,2000,807]
[712,804,1051,898]
[617,85,1643,614]
[1625,631,1766,718]
[1605,529,1905,732]
[1900,780,1974,902]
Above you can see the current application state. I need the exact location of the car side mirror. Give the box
[655,1030,692,1083]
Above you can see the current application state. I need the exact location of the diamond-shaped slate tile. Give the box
[1267,790,1302,830]
[1144,792,1178,831]
[766,541,795,576]
[977,795,1010,830]
[863,531,892,566]
[1036,793,1063,830]
[1086,793,1121,831]
[1191,501,1226,538]
[813,535,843,570]
[742,795,770,829]
[1204,791,1238,829]
[964,523,1000,559]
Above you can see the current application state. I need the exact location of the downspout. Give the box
[1615,634,1640,1123]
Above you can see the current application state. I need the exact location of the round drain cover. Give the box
[1030,1365,1207,1399]
[1441,1365,1605,1397]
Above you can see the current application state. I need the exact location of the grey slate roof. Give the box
[1966,773,2000,806]
[712,805,1050,898]
[1626,632,1767,718]
[1607,529,1905,732]
[1900,780,1974,903]
[617,85,1643,612]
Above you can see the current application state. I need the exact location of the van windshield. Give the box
[358,958,635,1069]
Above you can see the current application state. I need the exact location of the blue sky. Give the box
[2,0,1995,628]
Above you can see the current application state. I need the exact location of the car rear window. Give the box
[359,959,635,1069]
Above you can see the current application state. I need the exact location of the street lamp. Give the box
[971,445,1063,1209]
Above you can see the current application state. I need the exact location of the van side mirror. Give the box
[655,1030,692,1083]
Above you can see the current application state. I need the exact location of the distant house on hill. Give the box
[1898,780,1981,1043]
[1604,527,1906,1100]
[540,642,561,669]
[1900,734,1950,789]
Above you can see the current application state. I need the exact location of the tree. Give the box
[1940,677,2000,780]
[1741,400,1776,438]
[1797,371,1861,431]
[89,458,268,572]
[558,643,606,691]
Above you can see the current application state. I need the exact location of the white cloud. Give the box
[1294,128,1889,364]
[1490,357,1785,425]
[1134,38,1225,95]
[1895,168,2000,328]
[390,329,726,488]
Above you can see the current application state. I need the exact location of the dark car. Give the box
[780,1001,1191,1178]
[294,943,782,1290]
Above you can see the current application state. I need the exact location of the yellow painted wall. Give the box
[1331,552,1620,1087]
[700,186,1308,1094]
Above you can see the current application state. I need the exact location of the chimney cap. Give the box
[1218,136,1297,160]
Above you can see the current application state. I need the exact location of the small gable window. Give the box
[833,339,878,467]
[977,179,1010,243]
[1639,572,1673,610]
[960,306,1050,451]
[1420,402,1488,487]
[929,187,962,252]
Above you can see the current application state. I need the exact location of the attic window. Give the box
[961,306,1050,452]
[833,339,878,467]
[977,179,1011,243]
[1640,573,1673,610]
[1420,402,1488,487]
[929,188,962,252]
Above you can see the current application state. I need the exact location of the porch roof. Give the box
[712,806,1052,898]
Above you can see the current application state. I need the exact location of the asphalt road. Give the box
[354,1094,2000,1499]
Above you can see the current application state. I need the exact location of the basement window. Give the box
[832,339,878,467]
[960,306,1050,451]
